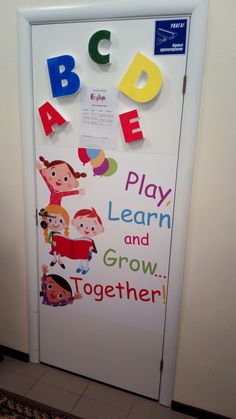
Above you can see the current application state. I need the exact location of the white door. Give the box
[32,16,190,399]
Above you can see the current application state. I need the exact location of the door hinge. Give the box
[35,208,38,226]
[160,359,164,372]
[182,75,187,94]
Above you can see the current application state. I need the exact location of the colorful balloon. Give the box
[103,158,118,177]
[93,158,109,176]
[78,147,117,177]
[86,148,101,159]
[91,151,106,168]
[78,148,90,164]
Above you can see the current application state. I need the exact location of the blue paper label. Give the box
[154,19,187,55]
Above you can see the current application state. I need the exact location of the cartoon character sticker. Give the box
[72,207,104,274]
[36,156,87,205]
[40,265,82,307]
[40,204,70,269]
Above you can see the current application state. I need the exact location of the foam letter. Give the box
[47,55,80,98]
[118,52,163,103]
[119,109,144,143]
[88,30,111,64]
[38,102,67,136]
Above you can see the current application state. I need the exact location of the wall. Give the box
[0,0,235,417]
[173,1,236,417]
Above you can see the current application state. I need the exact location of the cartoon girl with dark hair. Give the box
[36,156,87,205]
[40,204,70,269]
[41,265,82,307]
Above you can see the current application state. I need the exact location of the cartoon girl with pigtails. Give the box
[40,265,82,307]
[36,156,87,205]
[40,204,70,269]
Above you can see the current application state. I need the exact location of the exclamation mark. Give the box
[162,285,166,304]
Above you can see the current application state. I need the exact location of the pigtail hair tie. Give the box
[76,172,87,179]
[80,172,87,178]
[39,156,49,168]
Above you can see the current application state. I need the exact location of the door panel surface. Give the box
[32,16,189,398]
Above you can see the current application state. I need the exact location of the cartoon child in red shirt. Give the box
[72,208,104,274]
[36,156,87,205]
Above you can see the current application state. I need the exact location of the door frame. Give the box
[17,0,208,406]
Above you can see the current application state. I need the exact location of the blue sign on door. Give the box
[154,19,187,55]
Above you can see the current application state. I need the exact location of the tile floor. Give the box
[0,356,196,419]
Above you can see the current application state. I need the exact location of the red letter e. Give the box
[119,109,144,143]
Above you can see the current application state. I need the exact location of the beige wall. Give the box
[0,1,235,417]
[174,1,236,417]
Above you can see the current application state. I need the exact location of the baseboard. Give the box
[172,401,232,419]
[0,345,29,362]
